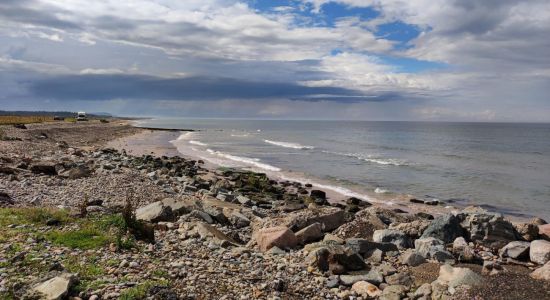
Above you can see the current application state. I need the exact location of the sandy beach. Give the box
[1,120,550,299]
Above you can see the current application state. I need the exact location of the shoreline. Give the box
[2,119,550,299]
[108,127,534,223]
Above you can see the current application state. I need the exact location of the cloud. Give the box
[28,73,391,102]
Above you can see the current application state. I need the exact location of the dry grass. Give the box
[0,115,54,125]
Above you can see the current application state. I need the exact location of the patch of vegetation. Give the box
[65,117,77,123]
[119,280,169,300]
[0,208,71,227]
[64,255,107,292]
[0,115,53,125]
[46,228,110,249]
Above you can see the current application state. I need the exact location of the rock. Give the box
[236,195,252,206]
[531,261,550,281]
[436,265,483,288]
[530,240,550,264]
[339,270,384,286]
[185,222,238,246]
[30,162,57,175]
[296,222,323,245]
[415,237,454,263]
[389,220,430,238]
[539,224,550,240]
[256,226,297,252]
[381,285,408,300]
[412,283,432,300]
[346,238,394,256]
[136,201,174,223]
[0,191,14,205]
[228,211,250,228]
[32,273,76,300]
[189,210,214,224]
[452,237,468,252]
[482,261,506,276]
[462,213,519,248]
[310,190,326,200]
[324,234,344,244]
[385,272,413,287]
[514,222,539,241]
[332,208,388,240]
[286,207,345,232]
[373,229,412,249]
[499,241,530,260]
[67,165,92,179]
[351,281,381,298]
[421,214,464,243]
[326,276,340,288]
[400,250,427,266]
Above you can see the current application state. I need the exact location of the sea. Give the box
[136,118,550,220]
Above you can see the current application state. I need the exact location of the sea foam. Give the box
[264,139,314,150]
[206,149,281,172]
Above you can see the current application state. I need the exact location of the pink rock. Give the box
[539,224,550,240]
[256,226,297,252]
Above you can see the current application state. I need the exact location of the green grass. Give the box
[0,207,71,227]
[46,228,110,249]
[119,280,169,300]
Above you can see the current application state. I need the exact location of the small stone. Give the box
[351,281,381,298]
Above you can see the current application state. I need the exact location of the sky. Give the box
[0,0,549,122]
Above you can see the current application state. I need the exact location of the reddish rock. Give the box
[539,224,550,240]
[256,226,297,252]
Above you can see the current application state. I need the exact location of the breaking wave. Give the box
[264,139,314,150]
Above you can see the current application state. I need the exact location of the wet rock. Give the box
[32,273,77,300]
[462,213,519,248]
[352,281,381,298]
[499,241,530,260]
[531,261,550,281]
[373,229,412,249]
[295,222,323,245]
[400,250,427,266]
[530,240,550,264]
[421,214,464,243]
[436,265,483,288]
[255,226,297,252]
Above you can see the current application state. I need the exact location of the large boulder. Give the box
[136,201,174,223]
[400,250,427,267]
[256,226,297,252]
[461,213,519,248]
[531,261,550,281]
[421,214,464,243]
[372,229,412,249]
[436,265,483,289]
[539,224,550,240]
[499,241,530,260]
[530,240,550,265]
[332,207,413,240]
[306,243,366,274]
[296,222,323,245]
[389,220,430,238]
[514,222,539,241]
[346,238,398,256]
[32,273,76,300]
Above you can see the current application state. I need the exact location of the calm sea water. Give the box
[138,119,550,219]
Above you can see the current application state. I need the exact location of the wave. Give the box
[323,150,407,166]
[375,187,388,194]
[189,140,207,146]
[264,139,314,150]
[230,133,250,137]
[205,149,281,172]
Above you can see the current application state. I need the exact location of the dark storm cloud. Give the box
[28,74,390,102]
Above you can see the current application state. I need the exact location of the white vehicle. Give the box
[76,111,88,121]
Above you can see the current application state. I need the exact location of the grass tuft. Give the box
[46,228,110,249]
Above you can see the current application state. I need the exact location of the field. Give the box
[0,115,54,125]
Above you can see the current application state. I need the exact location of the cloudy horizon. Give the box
[1,0,549,122]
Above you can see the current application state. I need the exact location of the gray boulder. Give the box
[136,201,174,223]
[339,270,384,286]
[461,213,519,248]
[499,241,530,260]
[415,237,454,263]
[530,240,550,265]
[296,222,323,244]
[373,229,413,249]
[32,273,76,300]
[400,250,427,266]
[436,264,483,288]
[421,214,464,243]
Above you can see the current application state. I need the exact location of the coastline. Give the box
[2,119,549,299]
[108,128,532,222]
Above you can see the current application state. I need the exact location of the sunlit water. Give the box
[137,119,550,219]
